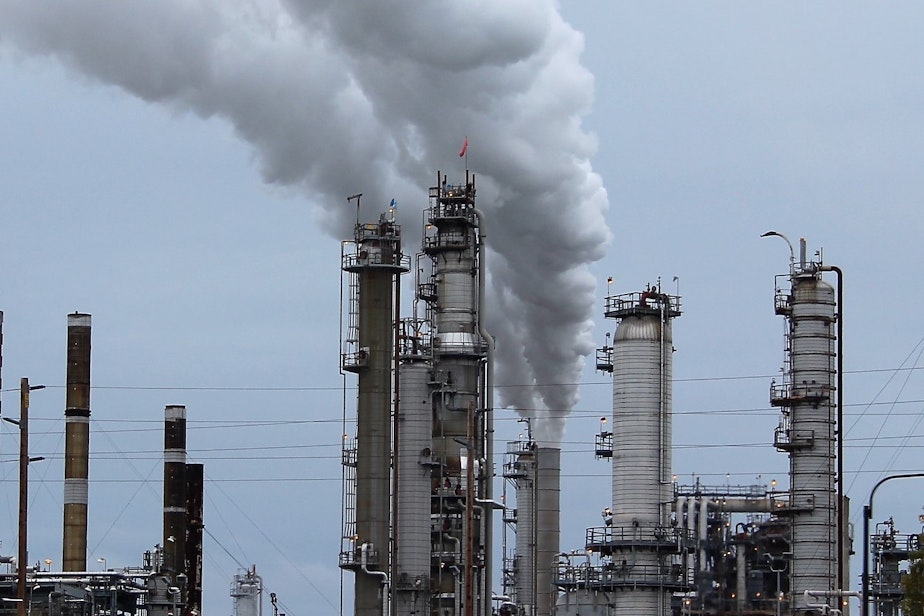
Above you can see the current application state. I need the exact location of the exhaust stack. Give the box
[163,405,188,584]
[63,312,91,572]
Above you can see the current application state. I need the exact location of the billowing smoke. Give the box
[0,0,609,445]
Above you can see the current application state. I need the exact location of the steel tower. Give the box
[770,241,841,613]
[420,172,490,616]
[340,207,409,616]
[556,285,691,616]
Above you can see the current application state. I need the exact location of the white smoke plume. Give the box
[0,0,610,445]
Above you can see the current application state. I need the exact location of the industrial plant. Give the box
[334,172,920,616]
[0,173,919,616]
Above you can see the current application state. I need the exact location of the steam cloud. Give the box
[0,0,610,445]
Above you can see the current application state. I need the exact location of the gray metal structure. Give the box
[231,566,264,616]
[770,243,840,613]
[393,323,434,616]
[421,172,490,616]
[340,207,409,616]
[867,518,919,616]
[556,285,690,616]
[501,442,559,616]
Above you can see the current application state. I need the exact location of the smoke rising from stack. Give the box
[0,1,610,444]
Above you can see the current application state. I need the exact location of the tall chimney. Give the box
[63,312,91,572]
[185,463,204,614]
[535,447,561,616]
[163,405,188,582]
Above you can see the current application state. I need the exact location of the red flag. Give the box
[459,137,469,157]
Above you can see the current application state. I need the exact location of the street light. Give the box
[862,473,924,616]
[3,378,45,616]
[765,554,787,616]
[97,557,107,571]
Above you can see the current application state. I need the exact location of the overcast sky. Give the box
[2,2,924,615]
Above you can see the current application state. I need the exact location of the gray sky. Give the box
[2,2,924,614]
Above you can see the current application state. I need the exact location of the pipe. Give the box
[390,249,401,616]
[819,264,844,595]
[804,589,861,614]
[360,543,390,615]
[698,499,711,571]
[473,205,496,613]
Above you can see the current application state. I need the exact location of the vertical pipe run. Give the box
[63,312,91,572]
[164,405,188,583]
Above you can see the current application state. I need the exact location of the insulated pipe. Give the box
[714,497,774,513]
[698,499,711,571]
[819,264,845,596]
[361,543,390,616]
[473,206,495,615]
[63,313,91,572]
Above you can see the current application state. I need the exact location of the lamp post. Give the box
[766,556,787,616]
[4,379,45,616]
[862,472,924,616]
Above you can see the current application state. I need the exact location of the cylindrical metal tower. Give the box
[163,404,188,582]
[609,289,678,615]
[63,312,91,572]
[341,208,408,616]
[512,444,537,615]
[394,350,433,615]
[771,252,838,613]
[422,172,489,616]
[231,567,263,616]
[534,447,560,616]
[555,287,690,616]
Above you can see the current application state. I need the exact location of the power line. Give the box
[2,363,922,394]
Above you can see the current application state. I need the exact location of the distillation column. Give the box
[605,288,682,616]
[393,322,434,616]
[422,172,489,616]
[341,208,408,616]
[63,312,91,572]
[770,246,839,614]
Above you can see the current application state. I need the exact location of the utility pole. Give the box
[17,378,28,616]
[7,378,46,616]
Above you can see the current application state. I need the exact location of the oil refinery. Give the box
[331,173,917,616]
[0,173,919,616]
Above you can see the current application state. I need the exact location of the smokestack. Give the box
[512,445,561,616]
[185,463,204,614]
[535,447,560,616]
[163,405,187,583]
[63,312,91,572]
